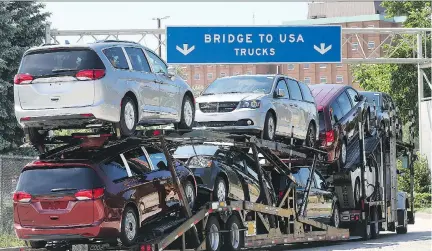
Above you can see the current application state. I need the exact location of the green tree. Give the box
[352,1,431,133]
[0,2,50,154]
[398,154,431,194]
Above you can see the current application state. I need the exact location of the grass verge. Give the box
[0,234,24,248]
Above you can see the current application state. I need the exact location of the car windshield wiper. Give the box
[50,188,77,192]
[221,91,241,94]
[201,93,215,96]
[52,68,78,73]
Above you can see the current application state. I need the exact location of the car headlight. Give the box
[240,100,261,109]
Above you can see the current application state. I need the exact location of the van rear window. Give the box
[16,166,103,195]
[19,49,105,78]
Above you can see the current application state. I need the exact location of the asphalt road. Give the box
[270,213,432,251]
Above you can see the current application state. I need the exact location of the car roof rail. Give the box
[94,40,140,45]
[39,42,60,47]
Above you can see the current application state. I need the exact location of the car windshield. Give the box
[174,145,220,158]
[202,76,274,95]
[362,93,380,108]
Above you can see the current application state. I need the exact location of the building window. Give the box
[320,76,327,84]
[235,72,240,75]
[288,64,295,70]
[336,75,343,83]
[194,74,200,80]
[207,65,213,68]
[336,63,343,68]
[220,72,226,77]
[207,73,213,80]
[246,71,252,75]
[194,65,201,68]
[352,42,359,51]
[367,24,374,28]
[368,41,375,50]
[183,74,188,79]
[319,64,327,69]
[304,64,310,69]
[304,77,311,84]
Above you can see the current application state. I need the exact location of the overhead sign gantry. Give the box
[166,26,342,64]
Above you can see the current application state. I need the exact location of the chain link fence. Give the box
[0,155,35,234]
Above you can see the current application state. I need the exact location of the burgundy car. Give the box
[309,84,371,170]
[13,137,196,248]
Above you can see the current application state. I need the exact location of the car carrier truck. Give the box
[17,106,415,251]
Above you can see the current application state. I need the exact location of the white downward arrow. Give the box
[176,44,195,56]
[314,43,332,55]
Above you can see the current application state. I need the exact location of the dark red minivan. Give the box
[309,84,371,170]
[13,137,196,248]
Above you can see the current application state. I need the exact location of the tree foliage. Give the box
[352,1,431,134]
[0,2,50,154]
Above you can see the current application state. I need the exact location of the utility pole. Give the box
[152,16,170,57]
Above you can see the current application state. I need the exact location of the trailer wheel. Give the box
[206,216,222,251]
[225,215,244,251]
[354,178,361,208]
[331,204,340,228]
[361,221,371,240]
[396,209,408,234]
[371,207,380,239]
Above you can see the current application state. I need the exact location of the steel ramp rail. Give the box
[344,135,381,170]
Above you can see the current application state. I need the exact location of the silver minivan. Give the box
[195,75,319,146]
[14,41,195,149]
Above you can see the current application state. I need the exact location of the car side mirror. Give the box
[354,95,362,102]
[321,182,327,189]
[275,88,285,98]
[167,66,176,79]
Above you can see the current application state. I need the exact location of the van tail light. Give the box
[75,188,104,201]
[13,191,32,203]
[325,130,335,146]
[75,69,105,80]
[14,73,33,85]
[140,244,153,251]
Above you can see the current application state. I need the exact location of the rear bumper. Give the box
[14,221,120,241]
[15,101,120,129]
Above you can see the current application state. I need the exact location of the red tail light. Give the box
[80,113,94,118]
[153,130,161,136]
[13,191,32,203]
[140,244,153,251]
[14,73,33,85]
[74,188,104,201]
[20,117,31,122]
[325,130,335,146]
[278,191,284,199]
[75,69,105,80]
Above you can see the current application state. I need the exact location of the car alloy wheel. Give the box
[332,206,340,228]
[263,112,276,140]
[216,181,226,202]
[125,211,137,241]
[340,141,347,165]
[354,178,361,207]
[184,181,195,209]
[124,102,136,131]
[183,99,194,128]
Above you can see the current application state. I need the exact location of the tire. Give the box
[205,216,222,251]
[364,111,372,137]
[184,180,196,210]
[371,207,380,239]
[177,95,195,130]
[362,221,371,240]
[338,140,347,169]
[331,203,340,228]
[262,112,276,140]
[354,178,361,208]
[120,206,139,246]
[26,240,47,248]
[28,127,48,153]
[119,96,138,137]
[225,215,244,251]
[396,210,408,234]
[304,122,316,147]
[213,177,227,202]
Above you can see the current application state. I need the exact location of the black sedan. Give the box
[173,144,275,205]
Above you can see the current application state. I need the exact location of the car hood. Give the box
[196,93,266,103]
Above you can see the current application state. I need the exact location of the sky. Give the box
[43,2,309,58]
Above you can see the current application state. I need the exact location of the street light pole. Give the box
[152,16,170,57]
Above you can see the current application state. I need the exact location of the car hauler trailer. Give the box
[18,129,350,251]
[17,109,414,251]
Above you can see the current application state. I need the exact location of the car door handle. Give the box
[155,80,164,84]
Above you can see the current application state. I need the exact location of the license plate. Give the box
[88,243,110,251]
